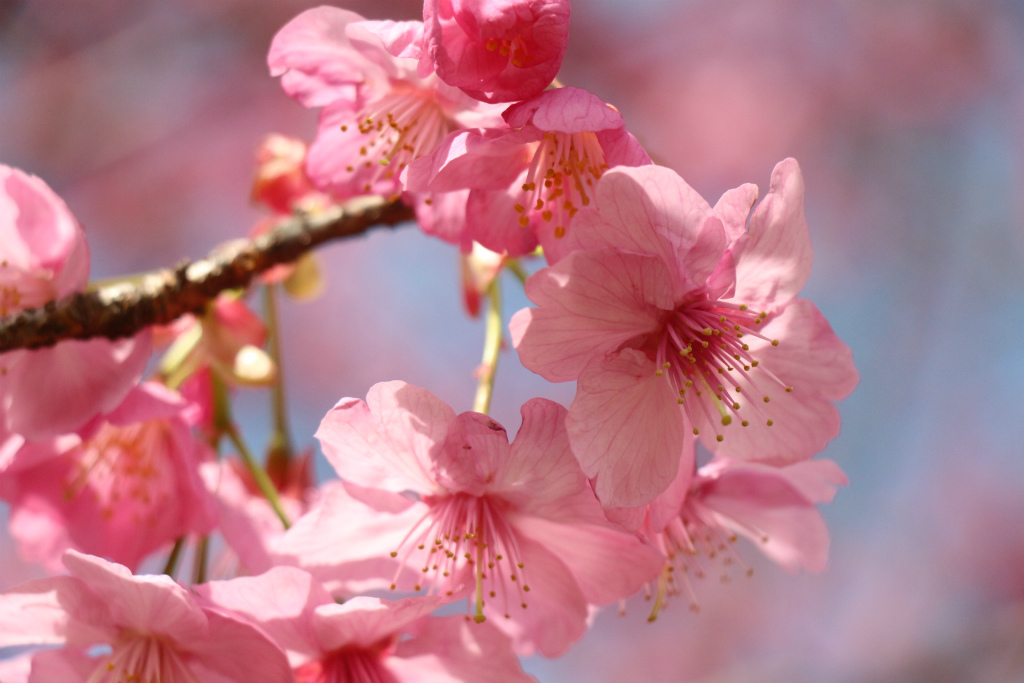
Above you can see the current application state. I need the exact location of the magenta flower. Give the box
[278,382,662,656]
[406,86,651,260]
[0,382,216,571]
[269,7,503,202]
[510,161,858,507]
[198,566,536,683]
[0,550,293,683]
[643,455,848,616]
[0,165,150,442]
[424,0,571,103]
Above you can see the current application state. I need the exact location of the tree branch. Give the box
[0,195,416,352]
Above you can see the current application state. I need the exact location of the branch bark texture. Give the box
[0,196,416,352]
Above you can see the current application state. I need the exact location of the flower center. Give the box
[514,131,608,241]
[652,297,789,442]
[64,420,177,523]
[340,85,452,194]
[91,634,196,683]
[388,492,529,623]
[646,506,756,621]
[484,35,533,68]
[296,645,398,683]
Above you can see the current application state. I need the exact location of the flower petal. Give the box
[511,250,671,383]
[730,158,813,311]
[567,349,686,508]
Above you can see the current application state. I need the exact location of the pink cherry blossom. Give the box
[0,382,216,571]
[0,165,151,442]
[423,0,571,103]
[406,86,651,260]
[197,566,536,683]
[510,161,858,507]
[269,7,504,203]
[0,550,293,683]
[642,455,848,617]
[278,381,663,657]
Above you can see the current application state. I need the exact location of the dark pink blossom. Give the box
[198,566,536,683]
[510,161,858,507]
[276,382,662,656]
[406,86,651,260]
[0,383,216,571]
[0,551,293,683]
[0,165,150,442]
[424,0,571,103]
[269,7,503,205]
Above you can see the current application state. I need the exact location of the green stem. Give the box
[191,535,209,585]
[225,423,292,529]
[162,537,185,578]
[262,284,293,459]
[472,278,503,415]
[505,259,529,287]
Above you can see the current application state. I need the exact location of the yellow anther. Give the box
[721,415,732,426]
[771,339,779,346]
[763,396,770,403]
[766,419,774,426]
[741,420,749,427]
[692,428,699,436]
[716,435,724,442]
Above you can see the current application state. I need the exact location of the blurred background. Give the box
[2,0,1023,681]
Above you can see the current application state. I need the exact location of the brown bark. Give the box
[0,196,415,352]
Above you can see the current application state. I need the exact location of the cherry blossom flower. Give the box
[423,0,571,103]
[510,160,858,507]
[0,165,151,442]
[638,455,848,617]
[406,86,651,261]
[197,566,537,683]
[0,382,216,571]
[0,550,293,683]
[276,382,663,657]
[269,7,504,202]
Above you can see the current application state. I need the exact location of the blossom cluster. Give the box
[0,1,857,681]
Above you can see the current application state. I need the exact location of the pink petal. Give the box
[196,567,332,666]
[713,182,759,243]
[360,20,425,60]
[491,533,588,657]
[2,333,151,441]
[567,349,686,508]
[571,166,726,295]
[596,127,653,168]
[270,485,418,595]
[503,87,624,133]
[0,576,108,648]
[186,608,293,683]
[405,127,534,193]
[510,250,671,383]
[311,594,450,653]
[492,398,590,514]
[390,615,535,683]
[26,649,95,683]
[695,460,839,572]
[512,516,663,605]
[61,551,207,639]
[268,7,384,108]
[692,299,857,462]
[730,158,813,311]
[316,381,455,495]
[464,185,541,257]
[0,166,88,290]
[646,432,698,532]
